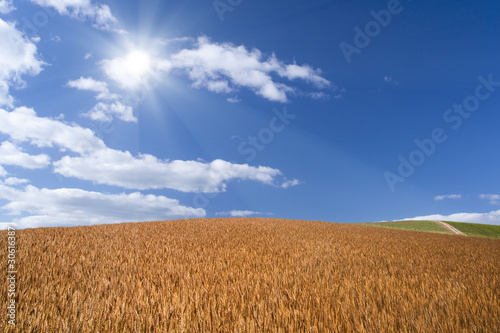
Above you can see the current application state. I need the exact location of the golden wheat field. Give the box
[1,218,499,332]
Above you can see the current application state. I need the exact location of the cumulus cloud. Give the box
[0,141,50,169]
[402,210,500,225]
[67,77,118,100]
[170,37,330,103]
[0,182,205,229]
[0,19,44,107]
[29,0,119,31]
[0,107,106,154]
[216,210,272,217]
[0,165,6,177]
[54,151,283,192]
[83,101,135,122]
[0,106,289,192]
[434,194,462,201]
[479,194,500,205]
[0,0,14,14]
[66,77,136,122]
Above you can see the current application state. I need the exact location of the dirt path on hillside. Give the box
[433,221,467,236]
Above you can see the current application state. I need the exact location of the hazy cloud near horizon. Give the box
[402,210,500,226]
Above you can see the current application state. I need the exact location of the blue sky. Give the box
[0,0,499,228]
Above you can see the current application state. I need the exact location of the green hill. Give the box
[445,221,500,239]
[362,220,500,239]
[361,220,453,234]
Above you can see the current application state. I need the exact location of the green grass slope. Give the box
[361,220,454,235]
[445,221,500,239]
[362,220,500,239]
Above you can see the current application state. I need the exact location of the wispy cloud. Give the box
[434,194,462,201]
[281,178,301,189]
[216,210,273,217]
[84,101,136,122]
[50,34,61,43]
[0,0,14,14]
[67,77,118,100]
[479,194,500,205]
[226,96,241,103]
[3,177,29,186]
[402,210,500,225]
[383,76,399,86]
[29,0,119,31]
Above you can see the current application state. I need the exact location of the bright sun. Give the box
[125,50,151,76]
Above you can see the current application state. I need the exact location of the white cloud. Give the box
[0,0,14,14]
[67,76,118,100]
[67,77,135,122]
[0,19,44,107]
[280,63,329,87]
[0,81,13,108]
[216,210,272,217]
[50,34,61,42]
[0,165,6,177]
[4,177,29,185]
[0,0,16,14]
[434,194,462,201]
[84,52,92,59]
[479,194,500,205]
[281,178,301,189]
[0,182,205,229]
[1,106,289,192]
[383,76,399,86]
[54,150,283,192]
[0,141,50,169]
[227,96,241,103]
[170,37,330,102]
[402,210,500,225]
[30,0,118,31]
[0,107,106,154]
[157,36,194,45]
[83,101,136,122]
[309,92,329,100]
